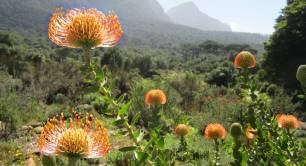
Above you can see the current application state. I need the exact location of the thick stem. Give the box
[232,137,242,165]
[67,156,78,166]
[179,136,187,152]
[82,47,91,67]
[151,106,160,128]
[213,139,220,166]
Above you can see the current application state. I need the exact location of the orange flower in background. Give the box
[38,112,110,158]
[204,123,227,140]
[233,51,256,68]
[246,127,257,140]
[175,124,189,137]
[207,96,213,102]
[145,89,167,107]
[48,8,123,49]
[276,114,300,129]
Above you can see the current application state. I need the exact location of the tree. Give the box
[261,0,306,90]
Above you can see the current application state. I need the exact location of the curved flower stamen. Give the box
[38,112,110,159]
[276,114,300,129]
[48,8,123,49]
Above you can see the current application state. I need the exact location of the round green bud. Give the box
[230,123,243,138]
[42,155,57,166]
[296,65,306,87]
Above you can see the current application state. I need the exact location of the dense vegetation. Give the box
[262,0,306,90]
[0,0,305,165]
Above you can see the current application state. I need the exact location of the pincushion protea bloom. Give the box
[276,114,300,129]
[38,112,110,159]
[246,127,257,140]
[48,8,123,49]
[145,89,167,107]
[234,51,256,68]
[204,123,227,140]
[175,124,189,137]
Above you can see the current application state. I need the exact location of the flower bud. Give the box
[296,65,306,87]
[230,123,243,138]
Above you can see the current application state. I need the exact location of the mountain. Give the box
[167,2,232,32]
[0,0,267,49]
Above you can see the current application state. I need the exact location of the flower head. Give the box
[175,124,189,137]
[204,123,227,140]
[38,112,110,158]
[296,65,306,87]
[48,8,123,49]
[230,123,243,138]
[245,127,257,140]
[234,51,256,68]
[276,114,300,129]
[145,89,167,108]
[207,96,213,102]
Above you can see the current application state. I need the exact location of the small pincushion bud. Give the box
[42,155,57,166]
[296,65,306,87]
[175,124,189,137]
[230,123,243,138]
[234,51,256,68]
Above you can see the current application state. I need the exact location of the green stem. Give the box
[82,47,91,67]
[213,139,220,166]
[232,137,242,165]
[179,136,187,152]
[67,156,78,166]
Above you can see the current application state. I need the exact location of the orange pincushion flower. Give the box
[175,124,189,137]
[48,8,123,49]
[204,123,227,140]
[38,112,110,158]
[246,127,257,140]
[276,114,300,129]
[145,89,167,107]
[234,51,256,68]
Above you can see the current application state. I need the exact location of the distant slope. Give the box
[167,2,231,32]
[0,0,267,49]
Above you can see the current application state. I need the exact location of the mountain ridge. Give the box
[167,1,232,32]
[0,0,267,49]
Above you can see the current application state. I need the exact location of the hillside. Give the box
[0,0,268,49]
[167,2,232,32]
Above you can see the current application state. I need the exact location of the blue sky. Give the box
[156,0,287,34]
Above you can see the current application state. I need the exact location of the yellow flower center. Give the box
[56,128,89,157]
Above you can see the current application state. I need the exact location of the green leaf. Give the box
[131,112,141,125]
[135,152,149,163]
[118,102,131,116]
[297,94,304,99]
[133,130,144,143]
[157,138,164,149]
[112,119,126,126]
[119,146,137,152]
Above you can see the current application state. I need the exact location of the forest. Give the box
[0,0,306,166]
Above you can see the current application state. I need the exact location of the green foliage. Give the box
[262,0,306,90]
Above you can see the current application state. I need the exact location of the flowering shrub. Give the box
[34,7,306,166]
